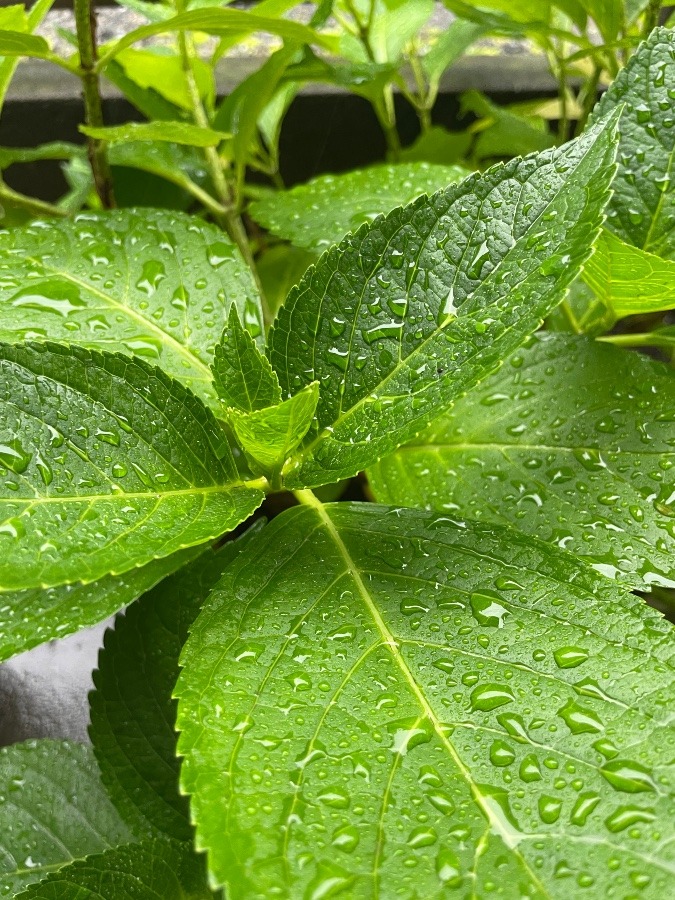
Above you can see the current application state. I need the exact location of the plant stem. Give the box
[0,181,69,218]
[74,0,115,207]
[642,0,663,38]
[175,16,274,329]
[598,332,671,349]
[575,62,602,136]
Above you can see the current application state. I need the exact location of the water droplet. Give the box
[519,755,542,783]
[317,787,349,809]
[435,848,462,887]
[332,824,359,852]
[538,795,562,824]
[407,825,438,848]
[135,259,166,295]
[0,439,32,474]
[570,792,600,826]
[599,760,656,794]
[470,590,509,628]
[605,805,655,833]
[0,517,25,539]
[470,683,515,712]
[489,740,515,767]
[557,699,604,735]
[553,646,589,669]
[326,347,349,371]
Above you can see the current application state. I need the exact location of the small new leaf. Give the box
[229,382,320,475]
[212,306,282,413]
[0,342,264,590]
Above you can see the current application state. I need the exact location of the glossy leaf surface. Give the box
[369,334,675,590]
[249,162,467,251]
[0,210,263,410]
[229,382,320,474]
[212,307,281,413]
[369,335,675,588]
[0,547,200,664]
[14,839,212,900]
[584,229,675,317]
[0,342,264,590]
[269,119,618,488]
[590,27,675,258]
[177,502,675,897]
[89,541,251,841]
[0,741,133,897]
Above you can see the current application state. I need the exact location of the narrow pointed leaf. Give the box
[80,121,230,148]
[229,382,319,473]
[368,333,675,590]
[99,8,336,68]
[249,162,468,252]
[269,119,618,488]
[590,27,675,258]
[0,342,264,591]
[212,307,281,413]
[14,839,212,900]
[584,229,675,317]
[0,210,263,411]
[89,535,258,841]
[177,503,674,897]
[0,546,200,664]
[0,741,133,897]
[0,30,49,57]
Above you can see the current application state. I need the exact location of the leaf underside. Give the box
[0,342,264,591]
[268,117,618,488]
[368,333,675,591]
[177,503,675,898]
[0,210,263,410]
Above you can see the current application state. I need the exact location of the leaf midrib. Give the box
[25,255,213,383]
[302,493,552,898]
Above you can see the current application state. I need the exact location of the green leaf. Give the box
[212,306,282,413]
[14,838,212,900]
[249,161,468,252]
[98,8,337,68]
[80,121,230,148]
[0,342,265,591]
[0,29,49,57]
[0,209,263,411]
[177,501,675,897]
[584,228,675,317]
[107,141,210,203]
[268,117,618,489]
[229,382,319,475]
[0,547,200,664]
[368,333,675,590]
[89,539,254,842]
[0,740,134,897]
[114,48,213,113]
[0,0,54,115]
[256,244,317,318]
[399,126,472,165]
[589,27,675,258]
[0,142,82,170]
[461,90,556,162]
[421,19,485,89]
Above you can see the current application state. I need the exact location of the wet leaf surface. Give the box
[177,502,675,897]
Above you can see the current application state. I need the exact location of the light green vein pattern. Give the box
[177,503,675,898]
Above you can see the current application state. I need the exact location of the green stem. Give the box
[0,181,69,218]
[74,0,115,208]
[642,0,663,38]
[408,49,432,132]
[175,17,273,328]
[598,332,671,349]
[574,62,602,137]
[559,298,582,334]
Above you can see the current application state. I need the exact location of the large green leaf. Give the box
[177,501,675,897]
[590,27,675,259]
[0,547,200,664]
[0,210,263,411]
[268,118,618,488]
[89,538,254,842]
[368,333,675,591]
[0,342,265,591]
[14,839,212,900]
[0,741,133,897]
[583,229,675,317]
[249,162,468,252]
